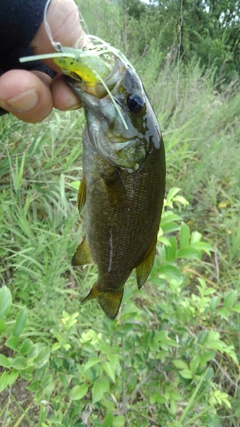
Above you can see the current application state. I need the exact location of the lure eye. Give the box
[127,94,144,113]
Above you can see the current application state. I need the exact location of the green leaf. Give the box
[0,319,6,333]
[218,307,229,319]
[200,350,216,366]
[0,354,11,368]
[84,358,100,372]
[12,309,27,337]
[71,384,88,401]
[158,236,171,246]
[112,416,126,427]
[179,222,190,249]
[209,296,220,312]
[165,236,177,262]
[190,231,202,243]
[232,303,240,313]
[103,412,114,427]
[68,180,80,190]
[167,187,181,202]
[224,290,238,309]
[52,342,60,351]
[0,371,10,393]
[59,373,69,388]
[26,380,40,392]
[191,241,212,254]
[158,265,182,281]
[190,355,200,373]
[170,391,182,401]
[31,347,50,368]
[5,336,19,351]
[20,339,34,355]
[92,378,109,403]
[150,392,166,404]
[103,361,115,382]
[92,379,104,403]
[161,222,180,235]
[179,369,193,379]
[8,370,19,387]
[173,195,189,206]
[161,211,182,224]
[176,247,201,259]
[11,356,27,370]
[0,287,12,318]
[173,360,189,370]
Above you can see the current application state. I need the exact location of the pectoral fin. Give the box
[103,167,126,207]
[136,237,157,289]
[82,283,124,320]
[72,236,93,266]
[77,176,86,213]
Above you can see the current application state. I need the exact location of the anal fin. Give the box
[72,236,93,266]
[136,237,157,289]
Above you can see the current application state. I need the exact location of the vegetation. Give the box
[1,0,240,426]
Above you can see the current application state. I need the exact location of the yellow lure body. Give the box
[53,46,112,85]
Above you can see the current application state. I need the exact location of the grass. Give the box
[1,3,240,426]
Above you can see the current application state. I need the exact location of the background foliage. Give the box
[1,0,240,426]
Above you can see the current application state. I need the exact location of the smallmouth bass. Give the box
[66,54,166,319]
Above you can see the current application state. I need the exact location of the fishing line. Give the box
[43,0,63,52]
[44,0,89,50]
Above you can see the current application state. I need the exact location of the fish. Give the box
[65,52,166,320]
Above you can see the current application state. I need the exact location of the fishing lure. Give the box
[20,41,129,130]
[52,46,112,84]
[20,40,114,85]
[20,35,131,129]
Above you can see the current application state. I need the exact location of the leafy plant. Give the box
[1,185,237,426]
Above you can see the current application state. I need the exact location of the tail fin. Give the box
[82,284,124,320]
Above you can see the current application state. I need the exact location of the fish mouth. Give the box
[64,57,125,100]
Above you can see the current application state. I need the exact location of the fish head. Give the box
[66,57,162,172]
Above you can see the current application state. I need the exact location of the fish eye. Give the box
[127,94,144,113]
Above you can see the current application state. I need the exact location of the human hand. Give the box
[0,0,85,123]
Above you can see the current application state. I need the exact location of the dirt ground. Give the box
[0,346,40,427]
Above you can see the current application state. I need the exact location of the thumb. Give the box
[30,0,86,72]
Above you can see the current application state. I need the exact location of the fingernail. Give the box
[62,103,82,111]
[7,89,39,112]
